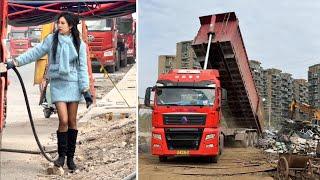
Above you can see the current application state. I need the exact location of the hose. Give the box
[0,66,57,162]
[123,172,136,180]
[0,148,56,155]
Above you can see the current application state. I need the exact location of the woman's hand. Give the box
[5,60,17,70]
[83,91,93,108]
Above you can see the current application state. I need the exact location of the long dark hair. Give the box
[52,12,81,64]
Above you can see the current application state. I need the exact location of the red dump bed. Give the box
[192,12,264,133]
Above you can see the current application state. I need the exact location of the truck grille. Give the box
[91,46,102,51]
[165,128,203,150]
[163,114,206,125]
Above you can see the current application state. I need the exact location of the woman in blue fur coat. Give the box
[6,12,93,171]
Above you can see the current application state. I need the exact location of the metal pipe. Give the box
[203,33,212,70]
[268,104,271,129]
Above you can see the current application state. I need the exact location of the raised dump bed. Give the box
[192,12,264,133]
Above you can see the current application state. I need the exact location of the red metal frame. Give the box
[0,0,8,132]
[8,1,135,20]
[80,2,125,16]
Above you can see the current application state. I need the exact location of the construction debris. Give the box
[259,119,320,155]
[46,163,64,176]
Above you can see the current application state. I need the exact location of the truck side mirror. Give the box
[144,87,154,108]
[221,88,227,106]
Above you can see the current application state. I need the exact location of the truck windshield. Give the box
[86,19,112,31]
[117,19,132,34]
[156,87,215,106]
[11,32,26,39]
[29,30,41,39]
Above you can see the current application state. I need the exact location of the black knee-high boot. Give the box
[67,129,78,170]
[54,131,68,167]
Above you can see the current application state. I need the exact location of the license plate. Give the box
[176,150,189,155]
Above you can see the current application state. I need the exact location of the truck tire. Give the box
[252,132,258,146]
[115,59,120,71]
[219,134,224,155]
[115,50,121,71]
[120,52,127,67]
[159,156,167,162]
[91,65,100,73]
[128,57,135,64]
[241,133,249,148]
[107,65,115,73]
[248,132,253,147]
[208,155,219,163]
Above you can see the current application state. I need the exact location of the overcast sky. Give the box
[138,0,320,97]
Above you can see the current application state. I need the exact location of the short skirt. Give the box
[50,79,82,103]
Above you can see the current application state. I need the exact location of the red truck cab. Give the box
[8,26,29,58]
[28,26,42,48]
[86,19,118,73]
[145,69,225,162]
[116,14,135,64]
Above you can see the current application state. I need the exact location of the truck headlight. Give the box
[205,134,215,140]
[153,144,161,148]
[152,133,162,140]
[31,42,39,47]
[103,50,113,57]
[206,144,214,148]
[127,49,133,54]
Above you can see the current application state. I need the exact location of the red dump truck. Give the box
[144,12,264,163]
[86,18,119,73]
[117,14,136,64]
[87,14,135,73]
[28,26,42,48]
[8,26,41,58]
[8,26,29,58]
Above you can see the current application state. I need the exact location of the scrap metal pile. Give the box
[258,119,320,156]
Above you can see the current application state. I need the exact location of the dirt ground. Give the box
[1,63,136,180]
[138,110,278,180]
[138,147,276,180]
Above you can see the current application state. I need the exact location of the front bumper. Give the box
[151,127,220,157]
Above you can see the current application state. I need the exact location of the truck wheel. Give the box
[241,133,249,148]
[115,59,120,71]
[159,156,167,162]
[252,132,258,146]
[115,50,121,71]
[91,65,100,73]
[208,155,219,163]
[120,56,127,67]
[128,57,135,64]
[106,65,115,73]
[219,134,224,155]
[248,132,253,147]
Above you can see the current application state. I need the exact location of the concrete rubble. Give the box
[258,119,320,156]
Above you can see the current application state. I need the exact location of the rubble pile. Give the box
[44,113,137,179]
[258,119,320,155]
[73,114,135,179]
